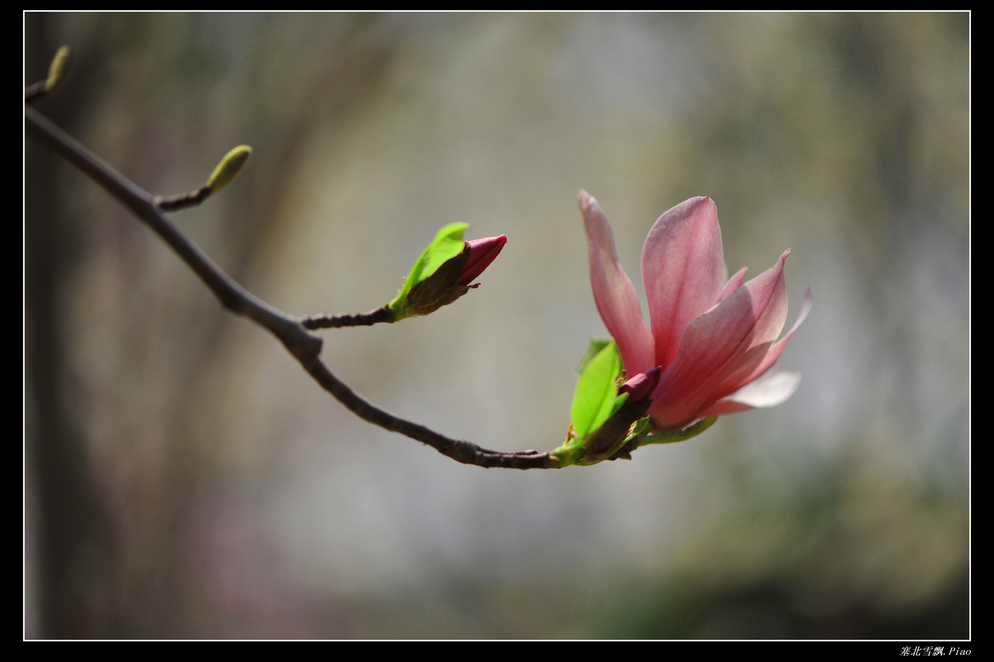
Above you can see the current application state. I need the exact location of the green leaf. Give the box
[389,223,469,315]
[574,338,612,376]
[571,339,623,440]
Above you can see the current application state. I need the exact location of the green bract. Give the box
[570,339,627,441]
[389,223,469,318]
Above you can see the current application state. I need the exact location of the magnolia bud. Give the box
[401,234,506,318]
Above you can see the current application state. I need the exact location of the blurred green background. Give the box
[25,13,969,639]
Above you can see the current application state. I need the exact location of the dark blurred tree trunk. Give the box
[25,14,117,638]
[25,13,400,637]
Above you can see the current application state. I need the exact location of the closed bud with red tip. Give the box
[389,224,506,320]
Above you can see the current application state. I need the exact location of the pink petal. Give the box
[647,249,792,430]
[641,196,727,371]
[580,191,655,376]
[698,370,802,418]
[716,266,749,305]
[707,287,812,403]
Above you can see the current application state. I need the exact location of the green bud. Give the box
[205,145,252,193]
[402,244,475,317]
[45,46,74,93]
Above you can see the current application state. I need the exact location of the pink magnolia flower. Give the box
[580,191,811,432]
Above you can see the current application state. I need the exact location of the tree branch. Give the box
[25,103,559,470]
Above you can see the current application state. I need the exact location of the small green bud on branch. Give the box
[25,45,74,102]
[205,145,252,194]
[155,145,254,212]
[46,46,74,93]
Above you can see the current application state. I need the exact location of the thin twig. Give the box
[25,80,47,102]
[300,306,394,329]
[25,104,561,470]
[299,355,556,468]
[155,186,212,212]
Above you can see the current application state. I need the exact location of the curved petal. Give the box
[698,370,802,418]
[580,191,655,376]
[647,249,791,430]
[716,266,749,305]
[641,196,727,371]
[707,287,812,403]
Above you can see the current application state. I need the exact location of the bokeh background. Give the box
[25,13,969,639]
